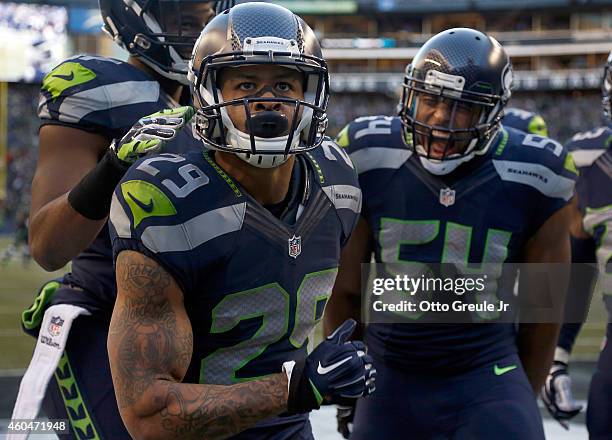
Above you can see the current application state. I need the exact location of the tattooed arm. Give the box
[108,250,289,440]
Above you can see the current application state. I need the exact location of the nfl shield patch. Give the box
[288,235,302,259]
[48,316,64,337]
[439,187,456,207]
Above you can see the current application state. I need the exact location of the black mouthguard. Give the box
[250,111,289,138]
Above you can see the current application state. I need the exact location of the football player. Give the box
[13,1,230,439]
[502,107,549,136]
[107,3,375,439]
[326,28,576,439]
[500,104,587,430]
[541,51,612,435]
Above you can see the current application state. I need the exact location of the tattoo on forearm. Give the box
[159,374,288,439]
[110,252,288,439]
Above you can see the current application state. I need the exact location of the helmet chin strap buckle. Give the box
[133,34,151,50]
[237,152,289,169]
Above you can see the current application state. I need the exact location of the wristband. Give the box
[284,359,320,415]
[67,149,129,220]
[554,346,570,365]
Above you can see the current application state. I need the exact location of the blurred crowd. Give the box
[0,2,67,82]
[326,90,605,141]
[2,84,38,233]
[510,90,606,141]
[0,84,605,235]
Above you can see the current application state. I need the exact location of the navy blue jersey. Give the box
[340,115,577,372]
[38,55,203,315]
[109,142,360,434]
[567,126,612,319]
[502,107,548,136]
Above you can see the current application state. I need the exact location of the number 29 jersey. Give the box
[339,115,577,372]
[109,143,360,435]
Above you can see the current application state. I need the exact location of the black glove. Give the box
[282,319,376,414]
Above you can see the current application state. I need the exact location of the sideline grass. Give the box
[0,237,66,369]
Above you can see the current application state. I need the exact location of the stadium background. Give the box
[0,0,610,438]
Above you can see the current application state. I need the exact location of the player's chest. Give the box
[365,168,531,263]
[186,200,343,382]
[200,196,344,305]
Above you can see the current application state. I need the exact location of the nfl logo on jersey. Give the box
[48,316,65,337]
[288,235,302,259]
[439,188,456,207]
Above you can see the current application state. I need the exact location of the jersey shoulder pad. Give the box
[336,115,411,176]
[502,108,548,136]
[109,151,246,255]
[308,137,359,187]
[492,126,577,201]
[38,55,161,137]
[565,126,611,167]
[307,138,361,212]
[307,139,361,241]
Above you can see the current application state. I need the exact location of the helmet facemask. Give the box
[190,37,329,168]
[399,65,506,175]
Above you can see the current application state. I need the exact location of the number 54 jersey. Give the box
[339,116,577,372]
[109,143,360,435]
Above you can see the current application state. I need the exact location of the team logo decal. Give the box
[439,187,456,207]
[48,316,65,337]
[288,235,302,259]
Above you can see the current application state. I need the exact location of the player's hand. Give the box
[541,360,583,430]
[111,106,195,166]
[283,319,376,414]
[336,399,356,439]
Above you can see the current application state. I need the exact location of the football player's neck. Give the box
[127,56,182,103]
[214,152,296,206]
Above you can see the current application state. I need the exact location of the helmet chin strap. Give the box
[417,127,499,175]
[138,10,191,84]
[139,55,190,84]
[207,86,313,169]
[222,106,313,168]
[236,152,290,169]
[419,154,476,175]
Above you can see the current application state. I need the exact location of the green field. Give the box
[0,237,607,370]
[0,237,66,369]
